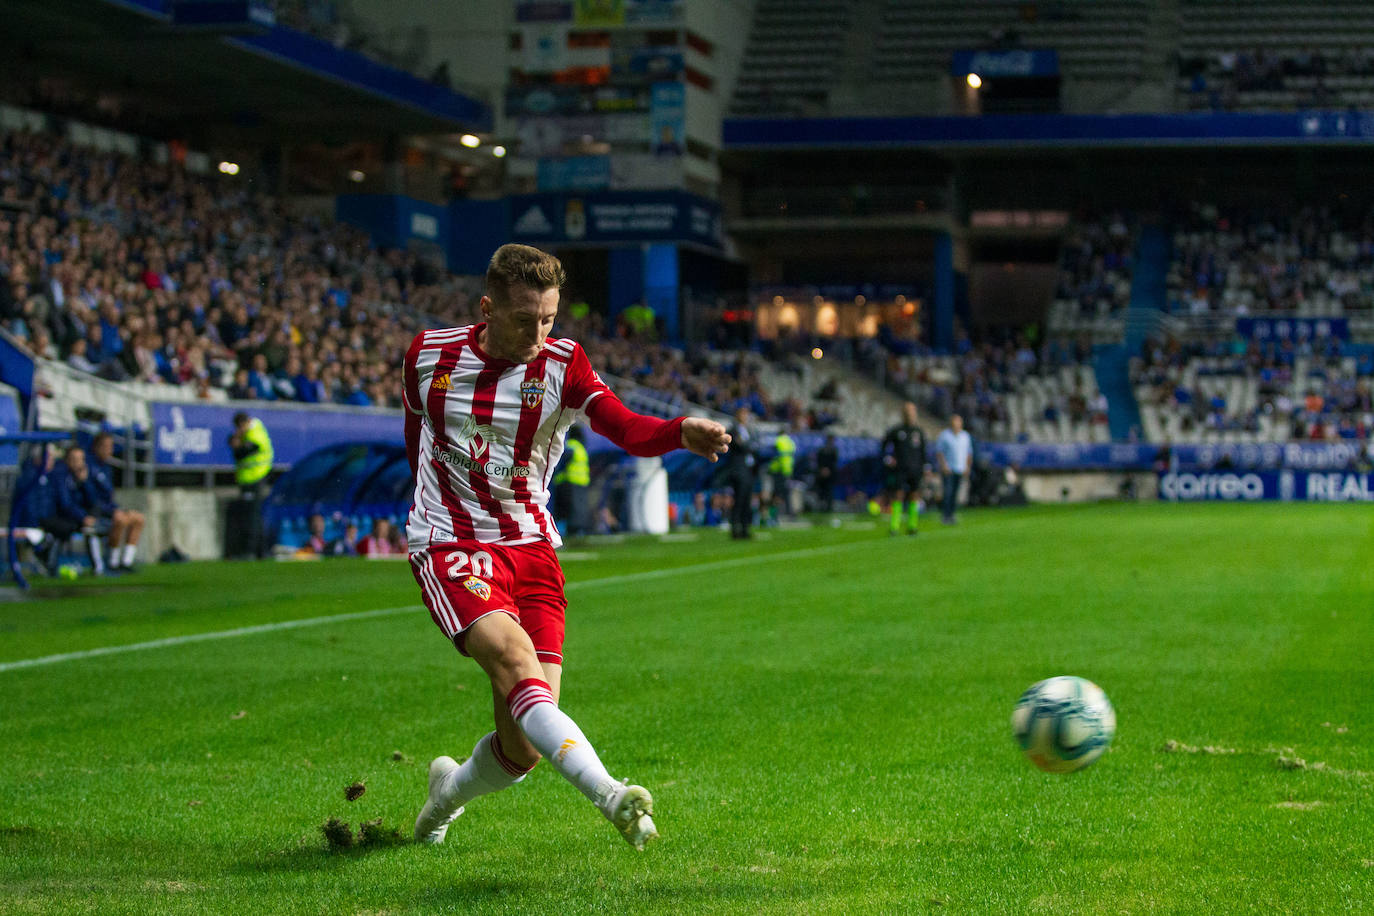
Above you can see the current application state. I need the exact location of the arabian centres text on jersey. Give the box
[432,441,532,478]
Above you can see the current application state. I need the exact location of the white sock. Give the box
[507,678,619,807]
[120,544,137,567]
[108,546,121,569]
[87,536,104,574]
[443,732,529,808]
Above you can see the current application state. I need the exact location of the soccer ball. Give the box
[1011,676,1116,774]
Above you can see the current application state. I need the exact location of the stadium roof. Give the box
[2,0,492,140]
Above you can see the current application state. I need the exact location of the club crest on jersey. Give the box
[462,576,491,601]
[520,377,546,410]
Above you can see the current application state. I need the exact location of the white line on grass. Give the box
[0,541,869,673]
[0,605,421,673]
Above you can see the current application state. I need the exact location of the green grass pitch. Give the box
[1,502,1371,914]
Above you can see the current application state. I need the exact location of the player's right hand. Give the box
[681,417,730,462]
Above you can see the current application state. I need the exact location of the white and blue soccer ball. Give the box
[1011,676,1116,774]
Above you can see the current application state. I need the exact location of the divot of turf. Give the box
[357,818,405,847]
[344,781,366,801]
[321,815,406,850]
[1161,740,1237,755]
[321,817,354,849]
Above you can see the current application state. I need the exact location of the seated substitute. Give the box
[48,447,108,575]
[87,432,146,571]
[9,447,61,575]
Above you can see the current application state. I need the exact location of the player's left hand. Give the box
[681,417,730,462]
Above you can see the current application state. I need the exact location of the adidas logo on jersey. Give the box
[431,373,451,391]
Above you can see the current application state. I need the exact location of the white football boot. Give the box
[601,782,658,850]
[413,756,463,844]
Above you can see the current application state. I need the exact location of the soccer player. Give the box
[87,432,146,571]
[404,244,730,850]
[881,402,927,536]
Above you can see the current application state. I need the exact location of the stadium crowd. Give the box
[0,125,800,428]
[1179,46,1374,110]
[1133,330,1373,441]
[888,331,1107,442]
[6,119,1367,461]
[0,127,483,409]
[1169,203,1374,316]
[1057,213,1134,318]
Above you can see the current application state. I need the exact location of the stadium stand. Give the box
[1132,330,1372,443]
[0,117,827,445]
[1046,212,1135,342]
[891,337,1109,443]
[872,0,1149,86]
[729,0,856,116]
[730,0,1153,116]
[749,351,905,437]
[862,212,1130,443]
[1176,1,1374,111]
[1167,202,1374,326]
[1130,201,1374,443]
[0,123,478,414]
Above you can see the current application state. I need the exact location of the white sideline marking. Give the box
[0,541,868,674]
[0,605,421,673]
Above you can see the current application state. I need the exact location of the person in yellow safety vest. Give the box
[230,411,274,558]
[767,430,796,521]
[553,426,591,537]
[619,303,657,340]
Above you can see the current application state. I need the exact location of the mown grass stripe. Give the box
[0,540,871,673]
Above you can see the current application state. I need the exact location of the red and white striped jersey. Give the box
[402,324,613,550]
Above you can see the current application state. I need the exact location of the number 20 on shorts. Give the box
[445,550,494,580]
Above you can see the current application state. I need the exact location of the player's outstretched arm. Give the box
[681,417,730,462]
[586,396,728,460]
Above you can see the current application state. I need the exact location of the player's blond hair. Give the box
[486,244,566,307]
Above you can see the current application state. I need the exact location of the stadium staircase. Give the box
[1095,224,1170,440]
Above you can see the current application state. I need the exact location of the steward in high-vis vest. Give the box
[767,431,796,519]
[232,412,274,490]
[229,411,274,559]
[553,426,592,537]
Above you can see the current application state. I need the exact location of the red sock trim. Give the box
[506,677,555,721]
[489,733,535,777]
